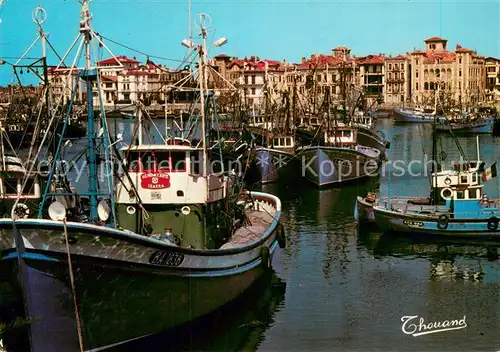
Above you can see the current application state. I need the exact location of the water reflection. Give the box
[110,272,286,352]
[358,227,500,284]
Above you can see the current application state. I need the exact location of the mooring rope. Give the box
[63,219,84,352]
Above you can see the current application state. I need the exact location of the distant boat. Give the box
[299,125,381,187]
[120,111,135,119]
[436,116,498,135]
[393,108,445,123]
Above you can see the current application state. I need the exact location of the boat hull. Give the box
[373,206,500,238]
[356,126,389,156]
[0,193,281,351]
[436,119,495,135]
[355,196,375,223]
[299,146,379,187]
[255,148,298,184]
[393,109,444,124]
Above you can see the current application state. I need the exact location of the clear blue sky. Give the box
[0,0,499,86]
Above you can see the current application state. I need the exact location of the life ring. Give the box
[11,203,30,219]
[181,206,191,216]
[437,214,449,230]
[276,223,286,249]
[126,205,136,215]
[444,177,452,185]
[487,217,499,231]
[441,187,453,201]
[260,246,270,270]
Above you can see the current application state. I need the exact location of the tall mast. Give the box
[80,0,98,220]
[431,88,439,205]
[38,0,123,224]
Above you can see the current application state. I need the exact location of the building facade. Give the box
[410,37,486,107]
[384,55,410,105]
[485,57,500,103]
[48,55,191,107]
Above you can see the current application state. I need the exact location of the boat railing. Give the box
[382,202,500,219]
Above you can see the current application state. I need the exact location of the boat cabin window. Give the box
[456,190,465,200]
[4,178,17,195]
[472,173,477,183]
[285,137,292,147]
[191,151,201,175]
[21,178,35,195]
[469,188,478,199]
[127,151,187,172]
[460,175,468,184]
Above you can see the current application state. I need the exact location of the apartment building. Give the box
[384,55,410,104]
[410,37,486,106]
[485,57,500,103]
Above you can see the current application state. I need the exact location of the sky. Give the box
[0,0,499,86]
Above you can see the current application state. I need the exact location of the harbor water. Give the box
[48,118,500,350]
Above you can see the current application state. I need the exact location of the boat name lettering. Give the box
[403,220,424,227]
[141,173,170,189]
[149,251,184,267]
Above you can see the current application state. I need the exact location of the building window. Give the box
[459,70,462,77]
[416,59,419,65]
[459,58,462,64]
[389,64,392,70]
[251,88,256,95]
[400,63,404,69]
[416,82,418,90]
[416,71,418,78]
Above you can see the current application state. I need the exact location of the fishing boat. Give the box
[393,107,445,124]
[0,5,285,351]
[436,115,498,135]
[120,111,135,119]
[299,124,381,187]
[372,157,500,237]
[369,91,500,237]
[350,110,390,156]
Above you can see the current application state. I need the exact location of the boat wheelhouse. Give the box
[116,138,233,248]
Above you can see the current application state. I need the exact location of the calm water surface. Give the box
[77,118,500,350]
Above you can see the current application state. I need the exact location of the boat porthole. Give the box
[444,177,452,185]
[126,206,136,215]
[441,188,453,200]
[181,206,191,216]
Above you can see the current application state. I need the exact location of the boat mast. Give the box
[198,15,208,177]
[431,88,439,205]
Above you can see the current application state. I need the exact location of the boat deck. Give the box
[220,211,274,249]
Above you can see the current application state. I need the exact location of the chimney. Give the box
[301,57,306,63]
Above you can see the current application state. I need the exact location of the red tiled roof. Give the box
[102,75,118,82]
[358,55,385,65]
[298,54,355,69]
[424,36,447,42]
[385,55,407,61]
[98,56,139,65]
[47,67,78,74]
[227,57,282,70]
[455,44,474,53]
[127,70,159,76]
[423,51,456,64]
